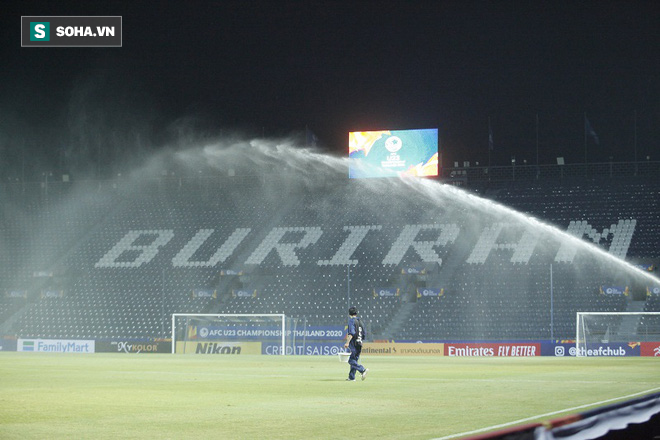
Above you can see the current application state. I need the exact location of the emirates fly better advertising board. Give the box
[349,128,438,178]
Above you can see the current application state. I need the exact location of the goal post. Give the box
[576,312,660,356]
[171,313,287,355]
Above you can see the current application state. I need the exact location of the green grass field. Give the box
[1,353,658,440]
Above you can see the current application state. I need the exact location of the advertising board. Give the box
[261,342,344,356]
[187,325,343,341]
[18,339,95,353]
[0,338,17,351]
[541,341,645,357]
[362,342,445,356]
[96,340,171,353]
[445,343,540,357]
[641,342,660,357]
[175,341,262,355]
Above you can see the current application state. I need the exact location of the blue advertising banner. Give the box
[5,290,27,298]
[541,342,641,357]
[40,290,64,298]
[373,288,399,298]
[262,342,345,356]
[220,269,244,276]
[0,338,17,351]
[292,326,345,339]
[189,325,344,341]
[599,286,629,296]
[191,289,217,299]
[635,264,655,272]
[232,289,257,298]
[401,265,426,275]
[541,342,579,357]
[417,288,444,298]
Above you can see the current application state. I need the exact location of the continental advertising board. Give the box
[362,342,445,356]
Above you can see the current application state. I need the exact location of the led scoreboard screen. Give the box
[348,128,438,179]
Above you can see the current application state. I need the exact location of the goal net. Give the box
[172,314,292,355]
[575,312,660,356]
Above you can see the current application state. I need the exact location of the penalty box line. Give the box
[432,386,660,440]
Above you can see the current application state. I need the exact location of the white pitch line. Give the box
[108,371,657,386]
[431,386,660,440]
[386,377,656,385]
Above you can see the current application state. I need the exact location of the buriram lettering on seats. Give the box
[554,219,635,261]
[94,220,635,268]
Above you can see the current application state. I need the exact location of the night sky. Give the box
[2,1,659,175]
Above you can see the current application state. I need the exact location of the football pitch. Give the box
[1,353,658,439]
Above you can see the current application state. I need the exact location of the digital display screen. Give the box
[348,128,438,178]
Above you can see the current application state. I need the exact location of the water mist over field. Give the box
[1,126,657,299]
[159,136,657,286]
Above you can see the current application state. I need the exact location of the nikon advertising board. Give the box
[176,341,262,355]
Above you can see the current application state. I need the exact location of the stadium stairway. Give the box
[0,192,129,339]
[389,228,481,340]
[380,302,416,340]
[618,299,646,340]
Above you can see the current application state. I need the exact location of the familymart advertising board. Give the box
[18,339,95,353]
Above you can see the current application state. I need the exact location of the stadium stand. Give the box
[639,295,660,339]
[1,172,659,342]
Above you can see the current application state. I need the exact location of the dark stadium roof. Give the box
[2,0,659,171]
